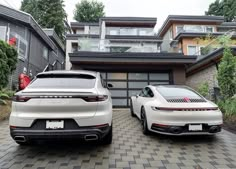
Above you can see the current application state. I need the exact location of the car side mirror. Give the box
[136,94,139,98]
[107,83,113,89]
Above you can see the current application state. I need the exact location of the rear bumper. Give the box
[10,126,111,141]
[150,124,222,136]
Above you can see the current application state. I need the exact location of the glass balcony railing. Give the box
[74,38,159,53]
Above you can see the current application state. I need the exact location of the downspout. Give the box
[27,31,32,75]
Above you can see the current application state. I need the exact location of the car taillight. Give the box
[12,95,31,102]
[151,107,218,111]
[83,95,108,102]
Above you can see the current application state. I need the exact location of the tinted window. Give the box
[156,86,202,99]
[139,87,154,98]
[28,74,96,89]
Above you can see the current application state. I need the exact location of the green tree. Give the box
[205,0,236,22]
[0,40,18,90]
[217,46,236,99]
[21,0,67,40]
[74,0,105,22]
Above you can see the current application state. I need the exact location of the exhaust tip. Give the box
[14,136,26,142]
[84,134,98,141]
[169,127,182,134]
[209,126,220,133]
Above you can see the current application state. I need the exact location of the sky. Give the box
[0,0,216,28]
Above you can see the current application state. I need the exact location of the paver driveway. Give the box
[0,109,236,169]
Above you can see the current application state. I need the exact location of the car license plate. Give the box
[189,124,202,131]
[46,120,64,129]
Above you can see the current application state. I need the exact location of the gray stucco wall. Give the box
[186,65,218,91]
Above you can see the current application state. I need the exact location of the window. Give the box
[176,26,184,34]
[139,30,147,35]
[72,42,79,52]
[29,74,96,89]
[187,45,197,55]
[43,46,49,60]
[184,25,204,32]
[9,32,28,59]
[169,29,173,39]
[120,28,137,35]
[0,26,7,41]
[110,30,118,35]
[139,87,154,98]
[206,27,214,33]
[156,86,202,99]
[100,74,106,88]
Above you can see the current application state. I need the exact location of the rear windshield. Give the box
[156,86,202,99]
[28,74,96,89]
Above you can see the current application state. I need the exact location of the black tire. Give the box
[102,125,112,145]
[141,107,150,135]
[130,98,136,117]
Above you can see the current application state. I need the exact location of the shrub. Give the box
[0,40,18,90]
[0,91,9,105]
[218,98,236,118]
[197,82,209,97]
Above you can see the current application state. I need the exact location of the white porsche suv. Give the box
[10,70,113,145]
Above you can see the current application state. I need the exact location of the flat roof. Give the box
[69,51,197,65]
[100,17,157,28]
[157,15,224,38]
[70,22,99,28]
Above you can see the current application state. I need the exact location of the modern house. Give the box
[66,17,197,107]
[0,4,65,89]
[157,15,225,55]
[157,15,236,97]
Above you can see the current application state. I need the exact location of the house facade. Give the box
[157,15,236,96]
[66,17,196,107]
[0,5,65,89]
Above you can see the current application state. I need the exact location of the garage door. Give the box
[101,72,171,107]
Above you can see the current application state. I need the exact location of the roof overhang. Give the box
[70,22,99,29]
[170,32,236,46]
[187,47,236,76]
[0,4,55,50]
[69,51,197,65]
[100,17,157,28]
[158,15,224,38]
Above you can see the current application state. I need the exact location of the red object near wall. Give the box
[9,37,17,46]
[19,73,31,90]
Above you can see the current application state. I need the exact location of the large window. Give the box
[187,45,197,55]
[9,32,28,59]
[0,26,7,41]
[29,75,96,89]
[156,86,202,99]
[176,25,214,35]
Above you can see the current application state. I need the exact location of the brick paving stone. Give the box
[0,109,236,169]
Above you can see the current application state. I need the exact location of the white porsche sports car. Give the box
[10,70,113,145]
[130,85,223,135]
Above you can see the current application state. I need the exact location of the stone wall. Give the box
[186,65,218,91]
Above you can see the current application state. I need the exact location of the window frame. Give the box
[42,46,49,60]
[187,45,198,55]
[0,26,7,41]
